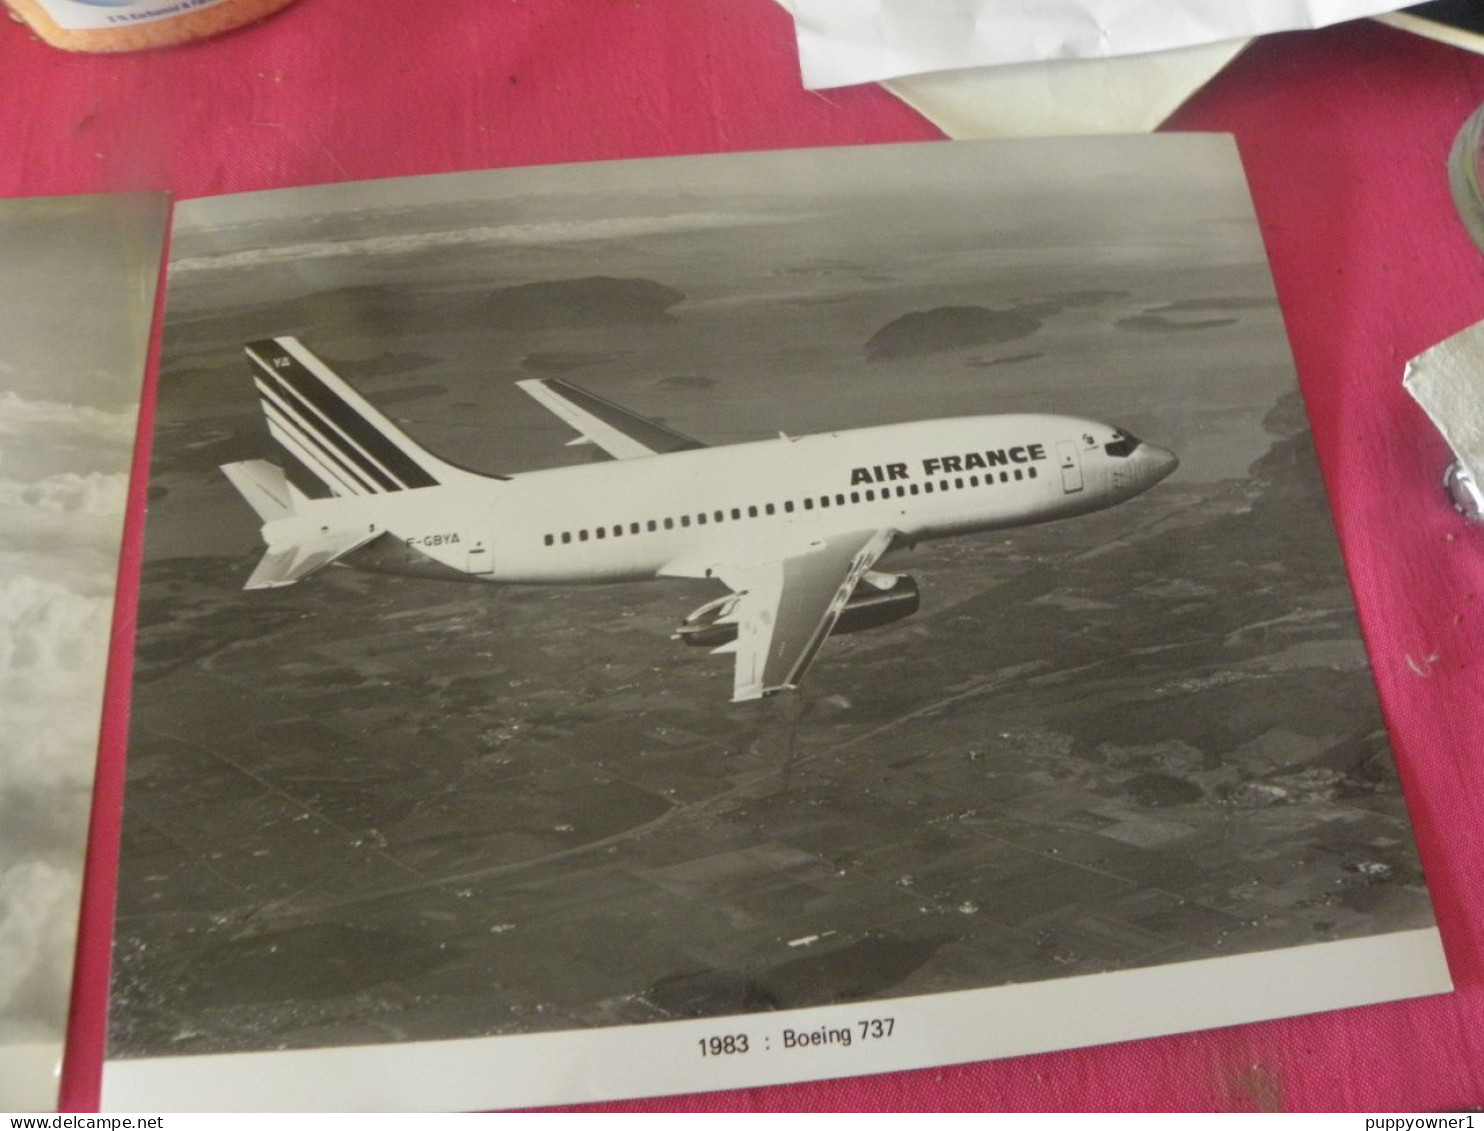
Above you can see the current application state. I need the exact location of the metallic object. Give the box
[1444,459,1484,522]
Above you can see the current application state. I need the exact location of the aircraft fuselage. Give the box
[259,413,1176,586]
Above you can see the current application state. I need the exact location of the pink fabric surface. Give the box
[1,0,1480,1111]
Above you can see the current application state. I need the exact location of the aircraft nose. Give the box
[1138,442,1179,488]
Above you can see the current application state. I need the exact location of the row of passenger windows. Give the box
[542,466,1038,547]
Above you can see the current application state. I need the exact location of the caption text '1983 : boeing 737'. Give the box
[222,337,1178,701]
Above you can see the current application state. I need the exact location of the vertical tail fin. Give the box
[246,337,459,500]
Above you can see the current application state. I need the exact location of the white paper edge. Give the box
[102,927,1449,1112]
[0,1043,64,1112]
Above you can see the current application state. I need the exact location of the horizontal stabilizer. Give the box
[245,528,380,590]
[221,460,294,522]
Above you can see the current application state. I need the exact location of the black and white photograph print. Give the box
[104,138,1446,1109]
[0,192,164,1111]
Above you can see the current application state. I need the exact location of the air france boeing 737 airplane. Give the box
[222,337,1178,701]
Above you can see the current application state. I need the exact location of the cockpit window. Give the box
[1104,430,1140,459]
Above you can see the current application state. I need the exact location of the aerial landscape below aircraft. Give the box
[221,336,1179,701]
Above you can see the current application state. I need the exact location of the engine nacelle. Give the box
[675,575,919,648]
[836,574,920,634]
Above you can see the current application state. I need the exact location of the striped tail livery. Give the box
[243,337,457,500]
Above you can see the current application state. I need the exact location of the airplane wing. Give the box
[707,528,896,702]
[515,377,706,460]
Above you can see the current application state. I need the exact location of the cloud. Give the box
[0,574,114,701]
[171,212,802,274]
[2,704,102,800]
[0,391,137,441]
[0,391,138,482]
[0,590,109,1042]
[0,471,127,517]
[0,859,80,1038]
[0,580,111,1043]
[0,469,129,594]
